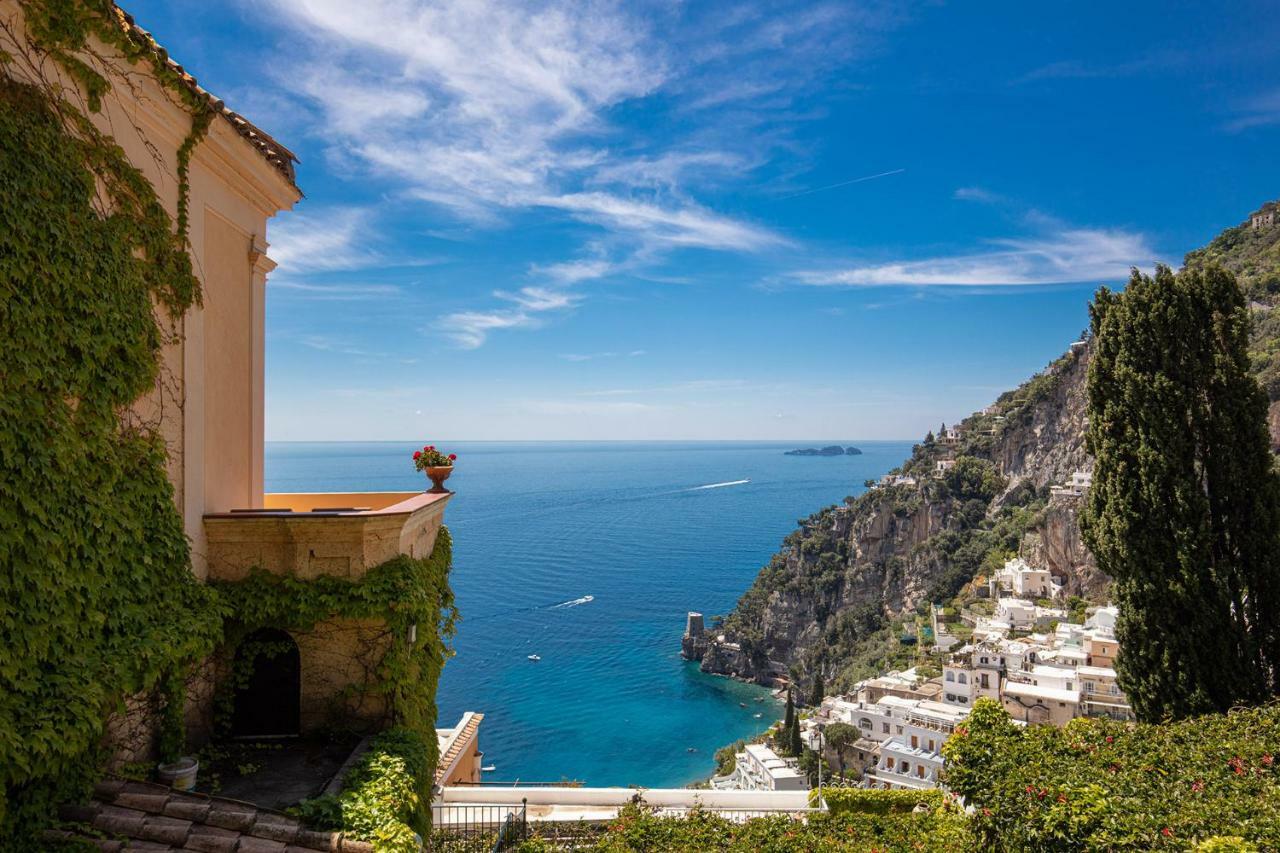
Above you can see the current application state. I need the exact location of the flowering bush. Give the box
[412,444,456,470]
[943,697,1280,850]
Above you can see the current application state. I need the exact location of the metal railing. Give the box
[430,801,828,850]
[430,799,527,852]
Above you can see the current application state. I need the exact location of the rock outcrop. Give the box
[698,201,1280,689]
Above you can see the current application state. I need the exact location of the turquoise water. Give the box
[264,440,910,786]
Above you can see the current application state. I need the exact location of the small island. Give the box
[784,445,862,456]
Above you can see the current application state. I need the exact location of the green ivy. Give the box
[0,62,221,848]
[214,529,457,738]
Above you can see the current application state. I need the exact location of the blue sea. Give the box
[264,440,911,787]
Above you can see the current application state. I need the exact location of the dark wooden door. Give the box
[231,628,301,737]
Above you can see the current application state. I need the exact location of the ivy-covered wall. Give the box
[0,66,223,841]
[214,530,457,740]
[0,4,455,846]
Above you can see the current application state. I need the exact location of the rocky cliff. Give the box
[696,201,1280,690]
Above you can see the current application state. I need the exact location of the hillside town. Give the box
[704,545,1132,795]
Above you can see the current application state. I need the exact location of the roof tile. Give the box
[110,5,300,188]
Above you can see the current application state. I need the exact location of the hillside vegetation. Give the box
[704,201,1280,697]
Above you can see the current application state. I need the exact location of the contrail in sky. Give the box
[776,168,906,201]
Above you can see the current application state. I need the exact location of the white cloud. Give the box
[269,208,378,272]
[440,286,583,349]
[559,352,612,362]
[533,257,619,285]
[1225,88,1280,133]
[540,192,785,251]
[271,281,402,300]
[790,227,1160,288]
[953,186,1005,205]
[256,0,891,346]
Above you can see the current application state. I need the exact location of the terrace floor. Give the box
[198,735,361,811]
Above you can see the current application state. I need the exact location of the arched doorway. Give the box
[231,628,301,737]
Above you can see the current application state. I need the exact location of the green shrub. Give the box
[815,786,945,816]
[944,697,1280,850]
[334,727,434,852]
[530,803,974,852]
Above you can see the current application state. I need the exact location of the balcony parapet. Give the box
[204,491,451,582]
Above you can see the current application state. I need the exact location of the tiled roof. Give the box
[112,4,300,188]
[45,778,372,852]
[435,712,484,785]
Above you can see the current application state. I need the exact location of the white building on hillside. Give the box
[990,557,1060,600]
[727,743,807,791]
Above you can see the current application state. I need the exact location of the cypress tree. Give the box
[789,715,803,758]
[783,686,794,732]
[811,674,825,706]
[1082,263,1280,720]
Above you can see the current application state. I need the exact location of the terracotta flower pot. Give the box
[426,465,454,493]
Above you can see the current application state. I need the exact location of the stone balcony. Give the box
[203,491,451,582]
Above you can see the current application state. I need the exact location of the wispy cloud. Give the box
[1224,88,1280,133]
[953,186,1007,205]
[558,350,647,362]
[440,286,584,349]
[532,257,620,285]
[790,226,1160,288]
[270,208,380,273]
[271,281,402,301]
[257,0,899,345]
[1013,51,1184,85]
[540,193,786,251]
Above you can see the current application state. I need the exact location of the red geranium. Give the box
[413,444,455,470]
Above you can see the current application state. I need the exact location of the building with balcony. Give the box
[726,744,808,791]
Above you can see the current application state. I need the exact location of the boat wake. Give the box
[551,595,594,609]
[687,479,750,491]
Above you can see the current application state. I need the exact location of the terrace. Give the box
[203,490,451,582]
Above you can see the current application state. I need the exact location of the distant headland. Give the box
[783,445,862,457]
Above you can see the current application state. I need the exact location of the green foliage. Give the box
[215,531,457,737]
[0,69,225,842]
[787,715,802,758]
[944,697,1280,850]
[714,740,744,776]
[809,673,824,706]
[528,802,974,853]
[1082,264,1280,720]
[335,727,433,852]
[1185,202,1280,303]
[817,787,945,816]
[941,455,1006,503]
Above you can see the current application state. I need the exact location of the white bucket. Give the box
[157,756,199,791]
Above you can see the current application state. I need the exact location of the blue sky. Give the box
[128,0,1280,440]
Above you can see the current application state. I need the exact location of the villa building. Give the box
[808,693,968,791]
[989,557,1059,600]
[1050,470,1094,499]
[725,744,807,791]
[0,0,455,762]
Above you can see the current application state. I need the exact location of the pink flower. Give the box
[413,451,421,460]
[1161,827,1173,838]
[448,453,457,460]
